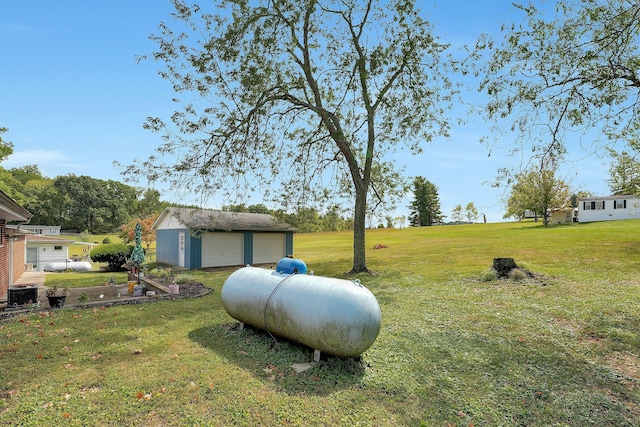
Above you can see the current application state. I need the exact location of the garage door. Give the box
[201,232,243,267]
[253,233,286,264]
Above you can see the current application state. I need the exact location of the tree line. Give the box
[0,137,355,234]
[407,176,480,226]
[0,166,169,234]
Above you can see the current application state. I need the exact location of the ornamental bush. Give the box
[90,243,133,272]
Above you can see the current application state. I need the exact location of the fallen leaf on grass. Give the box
[291,363,313,373]
[0,390,15,399]
[132,349,142,354]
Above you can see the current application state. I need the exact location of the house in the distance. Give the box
[577,195,640,223]
[549,207,576,224]
[25,234,74,271]
[152,207,297,269]
[20,224,61,236]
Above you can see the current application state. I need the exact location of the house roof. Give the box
[154,207,297,232]
[577,195,638,201]
[5,224,35,236]
[0,189,32,222]
[25,234,73,245]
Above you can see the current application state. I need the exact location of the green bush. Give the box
[102,237,111,244]
[150,268,170,279]
[175,274,195,284]
[90,243,133,272]
[480,268,498,282]
[509,268,528,282]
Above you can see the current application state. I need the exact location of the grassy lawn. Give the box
[44,272,131,289]
[1,220,639,425]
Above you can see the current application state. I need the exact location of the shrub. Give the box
[480,268,498,282]
[150,268,170,279]
[175,274,195,284]
[509,268,528,282]
[102,237,111,244]
[90,243,133,272]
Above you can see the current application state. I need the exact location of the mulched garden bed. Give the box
[1,279,212,320]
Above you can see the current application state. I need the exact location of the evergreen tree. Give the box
[408,177,443,226]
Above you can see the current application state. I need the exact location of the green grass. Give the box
[2,220,639,426]
[44,271,130,289]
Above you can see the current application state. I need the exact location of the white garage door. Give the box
[253,233,286,264]
[201,232,243,267]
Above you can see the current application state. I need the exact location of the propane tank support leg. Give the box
[313,349,321,362]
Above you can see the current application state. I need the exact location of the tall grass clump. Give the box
[480,268,498,282]
[509,268,528,282]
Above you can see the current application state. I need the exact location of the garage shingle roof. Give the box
[157,207,296,232]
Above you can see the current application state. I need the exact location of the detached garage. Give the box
[152,207,297,269]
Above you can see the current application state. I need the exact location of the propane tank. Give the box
[221,260,381,357]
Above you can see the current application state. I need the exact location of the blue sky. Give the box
[0,1,613,223]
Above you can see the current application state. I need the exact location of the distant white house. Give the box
[25,234,73,271]
[20,225,61,236]
[577,195,640,223]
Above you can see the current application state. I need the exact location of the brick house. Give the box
[0,190,33,299]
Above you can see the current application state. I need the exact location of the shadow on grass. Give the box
[188,322,366,396]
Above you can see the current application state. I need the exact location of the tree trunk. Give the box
[351,183,369,273]
[493,257,518,278]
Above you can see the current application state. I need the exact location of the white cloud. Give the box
[3,149,84,176]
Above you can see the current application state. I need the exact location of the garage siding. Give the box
[201,232,243,267]
[252,233,286,264]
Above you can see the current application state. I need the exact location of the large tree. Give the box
[481,0,640,170]
[464,202,478,223]
[504,167,572,225]
[53,175,139,233]
[0,127,13,163]
[608,143,640,195]
[125,0,455,272]
[408,176,443,226]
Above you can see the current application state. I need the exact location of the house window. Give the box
[583,201,605,210]
[614,199,626,209]
[54,245,62,251]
